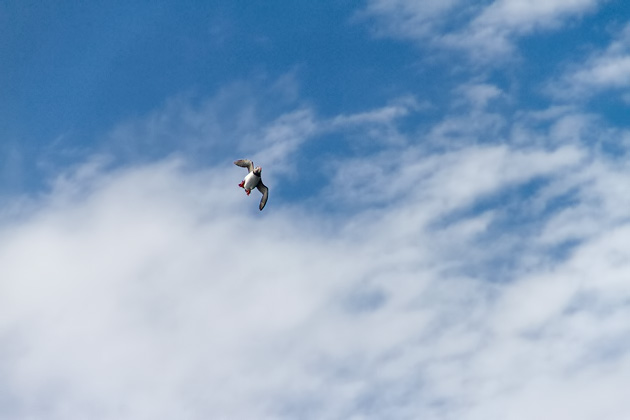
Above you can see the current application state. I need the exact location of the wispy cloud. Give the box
[4,1,630,417]
[2,83,630,418]
[552,23,630,99]
[359,0,606,60]
[102,76,304,166]
[329,96,419,128]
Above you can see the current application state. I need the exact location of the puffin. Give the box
[234,159,269,211]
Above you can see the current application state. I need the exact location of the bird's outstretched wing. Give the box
[234,159,254,172]
[257,182,269,211]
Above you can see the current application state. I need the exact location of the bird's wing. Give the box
[257,182,269,211]
[234,159,254,172]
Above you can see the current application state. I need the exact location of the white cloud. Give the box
[357,0,465,40]
[553,24,630,98]
[325,143,583,216]
[473,0,602,33]
[102,76,304,166]
[359,0,605,59]
[455,83,503,109]
[3,84,630,419]
[329,96,419,128]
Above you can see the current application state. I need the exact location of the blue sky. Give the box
[3,1,630,419]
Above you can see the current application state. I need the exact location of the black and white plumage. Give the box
[234,159,269,211]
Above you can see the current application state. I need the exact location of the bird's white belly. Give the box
[243,172,260,190]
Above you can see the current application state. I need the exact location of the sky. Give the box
[2,0,630,418]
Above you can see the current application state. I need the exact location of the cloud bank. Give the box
[2,80,630,419]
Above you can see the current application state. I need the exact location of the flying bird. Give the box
[234,159,269,211]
